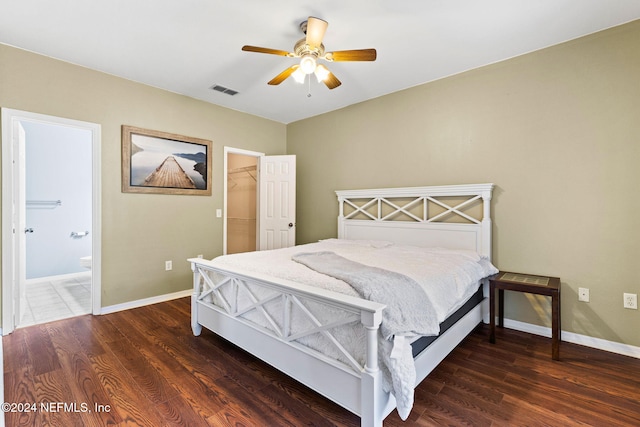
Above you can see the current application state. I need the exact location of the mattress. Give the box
[411,285,484,357]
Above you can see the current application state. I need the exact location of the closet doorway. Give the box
[2,109,102,334]
[223,147,296,255]
[226,150,259,254]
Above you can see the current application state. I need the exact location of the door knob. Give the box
[24,228,34,233]
[288,223,294,228]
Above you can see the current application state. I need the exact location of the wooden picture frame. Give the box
[122,125,212,196]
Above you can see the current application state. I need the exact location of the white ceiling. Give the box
[2,1,639,124]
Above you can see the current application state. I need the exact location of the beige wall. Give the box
[288,21,640,346]
[0,43,286,308]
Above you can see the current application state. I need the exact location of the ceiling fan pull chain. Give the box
[307,76,312,97]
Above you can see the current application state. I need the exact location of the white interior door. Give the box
[13,120,27,326]
[2,113,27,331]
[258,155,296,250]
[16,122,28,326]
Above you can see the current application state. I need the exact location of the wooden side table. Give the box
[489,272,561,360]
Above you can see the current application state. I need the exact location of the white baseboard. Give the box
[502,318,640,359]
[100,289,192,315]
[26,270,91,284]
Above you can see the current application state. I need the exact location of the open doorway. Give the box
[2,109,102,334]
[224,147,262,255]
[22,121,92,326]
[227,153,258,254]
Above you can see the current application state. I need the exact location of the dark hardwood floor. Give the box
[4,297,640,426]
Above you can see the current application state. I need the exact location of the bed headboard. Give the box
[335,183,494,260]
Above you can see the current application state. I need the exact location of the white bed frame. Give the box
[189,183,494,426]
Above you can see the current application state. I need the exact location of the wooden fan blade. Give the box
[325,49,377,62]
[322,71,342,90]
[268,65,299,85]
[306,17,328,49]
[242,45,292,57]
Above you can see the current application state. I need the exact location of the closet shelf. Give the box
[228,165,257,185]
[229,165,257,174]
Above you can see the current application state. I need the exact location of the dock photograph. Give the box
[128,132,208,191]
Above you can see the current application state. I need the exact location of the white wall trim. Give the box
[100,289,192,315]
[502,318,640,359]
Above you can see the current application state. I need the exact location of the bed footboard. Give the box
[189,258,390,426]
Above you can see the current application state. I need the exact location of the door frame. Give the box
[1,108,102,334]
[223,146,263,255]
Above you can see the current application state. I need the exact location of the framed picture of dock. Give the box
[122,125,212,195]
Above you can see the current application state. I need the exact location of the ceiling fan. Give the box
[242,17,377,90]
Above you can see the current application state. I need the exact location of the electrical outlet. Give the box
[578,287,590,302]
[165,260,172,271]
[197,254,203,259]
[623,293,637,309]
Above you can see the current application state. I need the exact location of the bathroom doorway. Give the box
[2,109,102,334]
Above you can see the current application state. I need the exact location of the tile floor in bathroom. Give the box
[19,272,92,327]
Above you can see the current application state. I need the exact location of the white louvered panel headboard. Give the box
[335,184,494,260]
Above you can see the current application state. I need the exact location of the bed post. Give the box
[360,309,384,427]
[190,262,203,336]
[480,187,493,324]
[337,194,346,238]
[481,187,493,261]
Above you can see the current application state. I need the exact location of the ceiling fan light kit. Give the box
[242,16,376,91]
[314,64,330,82]
[299,54,317,74]
[292,67,306,84]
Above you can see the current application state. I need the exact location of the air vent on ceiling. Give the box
[210,84,239,96]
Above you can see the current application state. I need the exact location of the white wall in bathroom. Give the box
[24,121,92,279]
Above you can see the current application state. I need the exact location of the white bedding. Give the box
[205,239,498,418]
[211,238,496,322]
